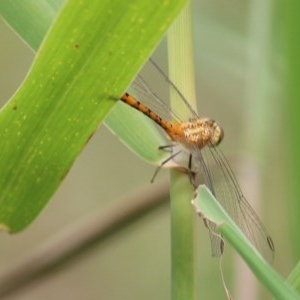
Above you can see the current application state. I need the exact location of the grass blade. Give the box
[192,185,300,300]
[168,4,197,300]
[0,0,187,231]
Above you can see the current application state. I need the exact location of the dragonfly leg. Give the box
[150,149,182,183]
[187,154,197,188]
[158,144,175,152]
[152,145,196,188]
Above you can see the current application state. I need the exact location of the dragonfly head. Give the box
[202,118,224,147]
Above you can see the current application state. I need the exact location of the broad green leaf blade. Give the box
[0,0,187,232]
[192,185,300,300]
[0,0,173,166]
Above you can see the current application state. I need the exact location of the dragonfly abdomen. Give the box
[121,93,178,135]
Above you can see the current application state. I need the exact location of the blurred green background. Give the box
[0,1,296,299]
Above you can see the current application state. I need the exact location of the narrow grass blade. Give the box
[192,185,300,300]
[287,261,300,295]
[168,4,197,300]
[0,0,62,50]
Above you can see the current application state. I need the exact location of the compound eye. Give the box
[211,122,224,146]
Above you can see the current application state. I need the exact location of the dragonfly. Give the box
[120,59,275,264]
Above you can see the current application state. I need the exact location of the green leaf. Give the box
[0,0,187,232]
[167,6,198,299]
[287,261,300,294]
[0,0,62,50]
[106,102,168,164]
[281,0,300,260]
[192,185,300,300]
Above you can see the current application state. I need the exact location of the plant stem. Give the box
[167,3,197,300]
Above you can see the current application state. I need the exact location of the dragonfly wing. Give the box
[194,145,275,263]
[129,75,174,124]
[194,149,225,257]
[128,60,198,123]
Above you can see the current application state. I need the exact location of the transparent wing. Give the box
[128,75,174,123]
[128,60,198,124]
[194,145,275,263]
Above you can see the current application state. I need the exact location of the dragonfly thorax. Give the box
[172,118,224,149]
